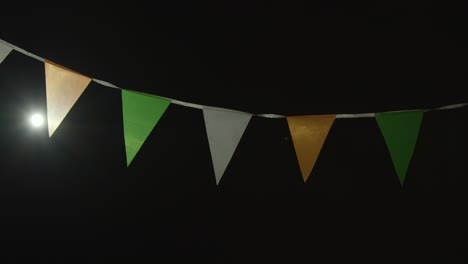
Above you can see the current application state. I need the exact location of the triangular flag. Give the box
[203,108,252,185]
[122,90,170,166]
[45,60,91,137]
[375,111,424,185]
[0,41,13,64]
[287,115,336,182]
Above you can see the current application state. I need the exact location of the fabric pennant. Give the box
[0,41,13,64]
[122,90,170,166]
[287,115,336,182]
[203,108,252,185]
[375,111,424,185]
[45,60,92,137]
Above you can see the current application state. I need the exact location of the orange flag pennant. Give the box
[45,60,91,137]
[287,115,336,182]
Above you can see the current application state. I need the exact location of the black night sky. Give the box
[0,2,467,263]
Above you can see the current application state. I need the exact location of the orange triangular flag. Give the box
[45,60,91,137]
[287,115,336,182]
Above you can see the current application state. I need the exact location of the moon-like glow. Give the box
[30,113,44,128]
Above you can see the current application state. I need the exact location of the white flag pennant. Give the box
[0,40,13,64]
[203,107,252,185]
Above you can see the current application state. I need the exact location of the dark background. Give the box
[0,1,467,263]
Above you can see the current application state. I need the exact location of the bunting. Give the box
[0,38,466,187]
[287,115,336,182]
[45,60,92,137]
[375,111,424,185]
[203,108,252,185]
[0,41,12,64]
[122,90,170,166]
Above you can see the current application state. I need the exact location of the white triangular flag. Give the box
[0,40,13,64]
[203,107,252,185]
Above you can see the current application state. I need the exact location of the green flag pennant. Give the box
[375,111,424,185]
[122,90,170,166]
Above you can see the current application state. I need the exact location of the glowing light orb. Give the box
[30,113,44,128]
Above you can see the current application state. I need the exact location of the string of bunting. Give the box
[1,38,467,186]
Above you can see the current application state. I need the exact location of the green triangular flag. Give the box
[375,111,424,185]
[122,90,170,166]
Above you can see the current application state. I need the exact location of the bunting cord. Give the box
[2,38,468,118]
